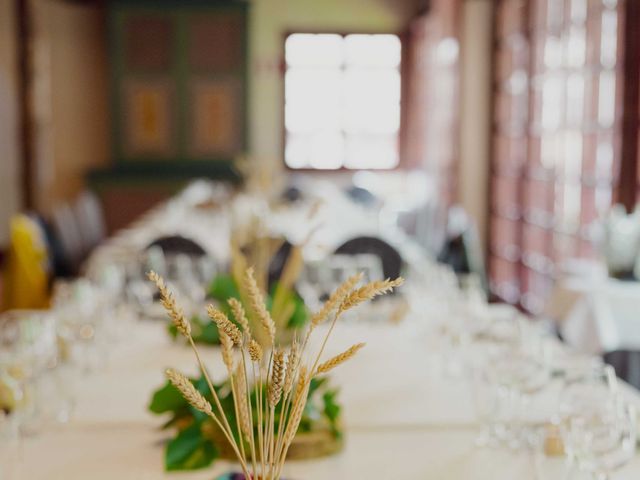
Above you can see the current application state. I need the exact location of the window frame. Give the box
[281,30,407,172]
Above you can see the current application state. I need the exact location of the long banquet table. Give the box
[15,316,640,479]
[12,182,640,479]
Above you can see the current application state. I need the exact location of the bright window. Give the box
[284,33,402,170]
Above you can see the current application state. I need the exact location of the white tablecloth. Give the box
[16,184,640,479]
[10,318,640,480]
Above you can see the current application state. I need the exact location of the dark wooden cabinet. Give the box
[107,0,248,176]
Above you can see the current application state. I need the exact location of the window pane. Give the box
[284,33,401,170]
[285,133,311,169]
[344,34,401,68]
[561,130,583,179]
[344,70,400,134]
[285,69,341,132]
[544,36,562,68]
[566,73,584,126]
[541,75,563,130]
[285,34,343,67]
[285,132,344,169]
[309,131,344,169]
[600,10,617,67]
[344,134,398,169]
[566,26,586,67]
[570,0,587,23]
[598,70,615,127]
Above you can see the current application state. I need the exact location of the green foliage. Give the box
[322,389,342,439]
[208,275,242,317]
[168,315,221,344]
[167,274,308,345]
[149,374,343,471]
[166,423,218,471]
[149,379,187,414]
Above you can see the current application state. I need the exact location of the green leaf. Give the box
[167,323,178,338]
[268,283,309,329]
[286,291,308,328]
[308,377,326,397]
[165,423,218,471]
[208,275,241,304]
[198,321,220,344]
[323,389,342,439]
[149,381,187,414]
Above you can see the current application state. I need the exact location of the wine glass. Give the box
[558,364,620,477]
[560,395,636,480]
[586,398,636,480]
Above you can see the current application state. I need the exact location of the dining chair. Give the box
[52,203,85,274]
[74,191,106,257]
[146,235,208,257]
[334,236,403,282]
[603,350,640,390]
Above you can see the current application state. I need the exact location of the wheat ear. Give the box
[311,272,363,326]
[338,277,404,314]
[267,349,287,472]
[235,364,252,439]
[316,343,365,375]
[248,339,263,362]
[228,297,251,335]
[311,276,403,377]
[166,368,212,415]
[147,271,191,337]
[207,305,242,346]
[244,266,276,345]
[268,349,287,408]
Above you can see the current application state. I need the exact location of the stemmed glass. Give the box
[0,310,69,435]
[560,395,636,480]
[558,364,628,479]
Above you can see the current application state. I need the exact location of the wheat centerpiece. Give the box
[148,268,403,479]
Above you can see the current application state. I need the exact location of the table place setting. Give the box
[2,182,640,480]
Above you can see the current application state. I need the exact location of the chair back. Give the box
[603,350,640,390]
[146,235,207,257]
[52,203,84,272]
[74,191,106,255]
[335,236,403,281]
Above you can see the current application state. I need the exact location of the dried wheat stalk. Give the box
[151,266,402,480]
[228,297,251,334]
[311,272,363,326]
[207,306,243,346]
[235,364,251,438]
[283,343,299,395]
[150,273,250,477]
[338,277,405,314]
[220,332,235,371]
[316,343,366,375]
[166,368,212,415]
[148,271,190,337]
[245,267,276,345]
[268,350,286,408]
[248,339,263,363]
